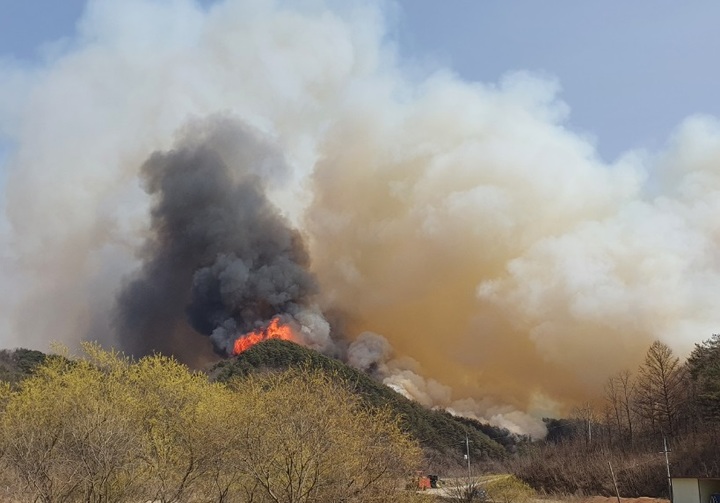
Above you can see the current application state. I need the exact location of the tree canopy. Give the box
[0,343,421,503]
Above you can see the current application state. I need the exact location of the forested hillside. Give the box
[0,340,521,501]
[0,348,47,384]
[3,336,717,500]
[211,339,520,467]
[0,344,425,503]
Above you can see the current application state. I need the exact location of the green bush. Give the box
[485,476,535,503]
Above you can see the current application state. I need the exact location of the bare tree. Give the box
[571,402,596,447]
[634,341,686,437]
[617,370,636,445]
[605,376,623,445]
[605,370,636,447]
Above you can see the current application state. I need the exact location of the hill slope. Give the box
[0,348,48,385]
[0,343,518,466]
[210,339,517,465]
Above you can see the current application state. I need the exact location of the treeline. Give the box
[0,348,47,384]
[0,344,425,503]
[512,336,720,497]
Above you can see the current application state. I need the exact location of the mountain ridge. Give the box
[210,339,522,465]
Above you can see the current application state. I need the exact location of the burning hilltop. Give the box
[232,317,297,355]
[116,119,332,360]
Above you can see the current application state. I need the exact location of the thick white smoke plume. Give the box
[2,0,720,435]
[347,331,547,437]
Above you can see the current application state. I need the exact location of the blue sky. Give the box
[0,0,86,60]
[395,0,720,159]
[2,0,720,160]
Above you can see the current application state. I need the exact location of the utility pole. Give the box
[661,436,673,503]
[608,461,621,503]
[464,435,472,480]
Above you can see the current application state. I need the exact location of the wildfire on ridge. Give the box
[232,317,296,355]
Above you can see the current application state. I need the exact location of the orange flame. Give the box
[232,317,296,355]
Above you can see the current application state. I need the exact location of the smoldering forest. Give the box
[116,119,331,360]
[2,0,720,436]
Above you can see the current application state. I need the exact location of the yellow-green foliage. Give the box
[485,475,536,503]
[0,343,421,503]
[229,368,422,503]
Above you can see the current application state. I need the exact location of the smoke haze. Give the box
[2,0,720,434]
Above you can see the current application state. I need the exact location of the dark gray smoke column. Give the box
[116,119,319,359]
